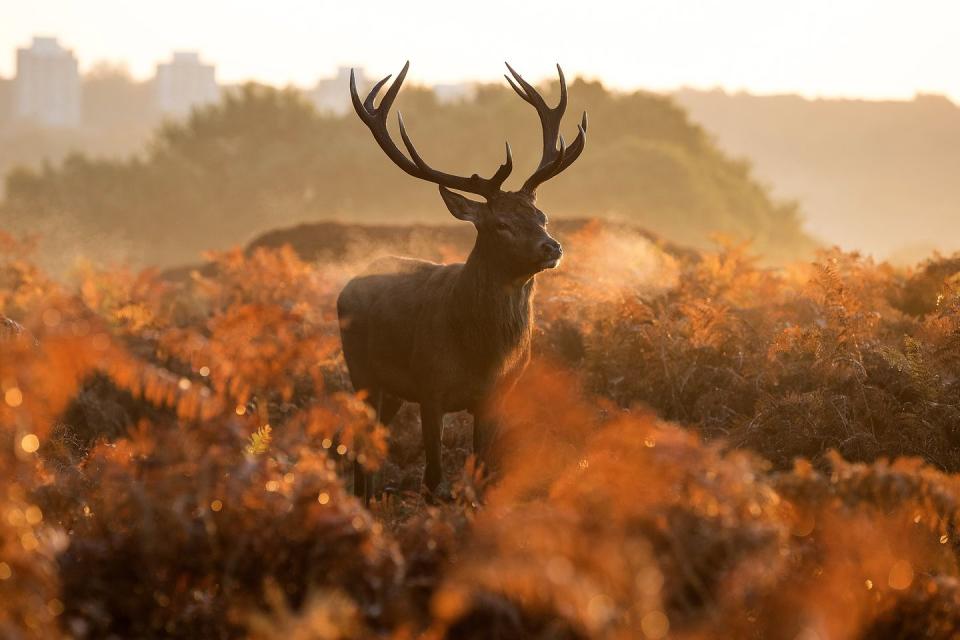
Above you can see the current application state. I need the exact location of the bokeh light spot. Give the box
[640,609,669,639]
[20,433,40,453]
[587,593,614,626]
[42,308,61,327]
[888,560,914,590]
[47,599,64,616]
[5,387,23,408]
[25,505,43,524]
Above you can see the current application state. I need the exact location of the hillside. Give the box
[2,80,815,270]
[673,89,960,261]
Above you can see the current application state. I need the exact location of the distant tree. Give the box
[81,62,157,131]
[0,64,155,206]
[2,80,817,267]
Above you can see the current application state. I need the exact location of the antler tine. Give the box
[492,142,514,184]
[397,111,513,193]
[349,68,369,115]
[397,112,431,171]
[505,62,544,108]
[552,135,567,175]
[507,63,586,194]
[522,112,587,193]
[504,73,532,105]
[350,65,420,177]
[549,114,588,176]
[362,74,392,113]
[350,62,512,199]
[377,61,409,113]
[556,64,568,113]
[522,135,568,193]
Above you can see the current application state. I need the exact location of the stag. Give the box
[339,61,587,499]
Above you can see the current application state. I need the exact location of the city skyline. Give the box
[4,37,226,128]
[2,0,959,102]
[0,36,462,129]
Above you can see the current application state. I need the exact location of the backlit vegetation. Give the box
[4,224,960,638]
[2,80,815,269]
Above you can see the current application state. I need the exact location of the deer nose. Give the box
[540,239,562,259]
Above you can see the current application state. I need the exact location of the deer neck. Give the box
[452,245,535,361]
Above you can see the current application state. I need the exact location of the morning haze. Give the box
[9,5,960,638]
[1,1,959,263]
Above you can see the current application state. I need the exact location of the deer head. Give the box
[350,62,587,278]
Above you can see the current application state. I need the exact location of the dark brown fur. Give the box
[338,190,561,495]
[341,62,585,498]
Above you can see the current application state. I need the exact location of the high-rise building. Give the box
[0,78,14,129]
[310,66,369,116]
[155,51,219,117]
[13,37,81,128]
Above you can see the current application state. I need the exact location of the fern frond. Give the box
[245,424,273,456]
[880,337,939,401]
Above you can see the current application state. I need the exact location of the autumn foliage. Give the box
[4,223,960,638]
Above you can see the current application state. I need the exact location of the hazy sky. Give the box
[2,0,959,100]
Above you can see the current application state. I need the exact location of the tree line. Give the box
[2,78,816,267]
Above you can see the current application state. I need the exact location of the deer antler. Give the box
[350,61,513,200]
[504,63,588,195]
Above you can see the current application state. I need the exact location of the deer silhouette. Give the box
[338,61,587,499]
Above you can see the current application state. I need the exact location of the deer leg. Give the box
[472,407,502,478]
[365,392,404,501]
[352,390,379,502]
[420,403,444,492]
[360,390,386,504]
[352,460,367,502]
[342,324,374,502]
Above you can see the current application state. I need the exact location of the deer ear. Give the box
[439,186,483,223]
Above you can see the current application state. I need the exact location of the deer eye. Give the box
[495,222,511,233]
